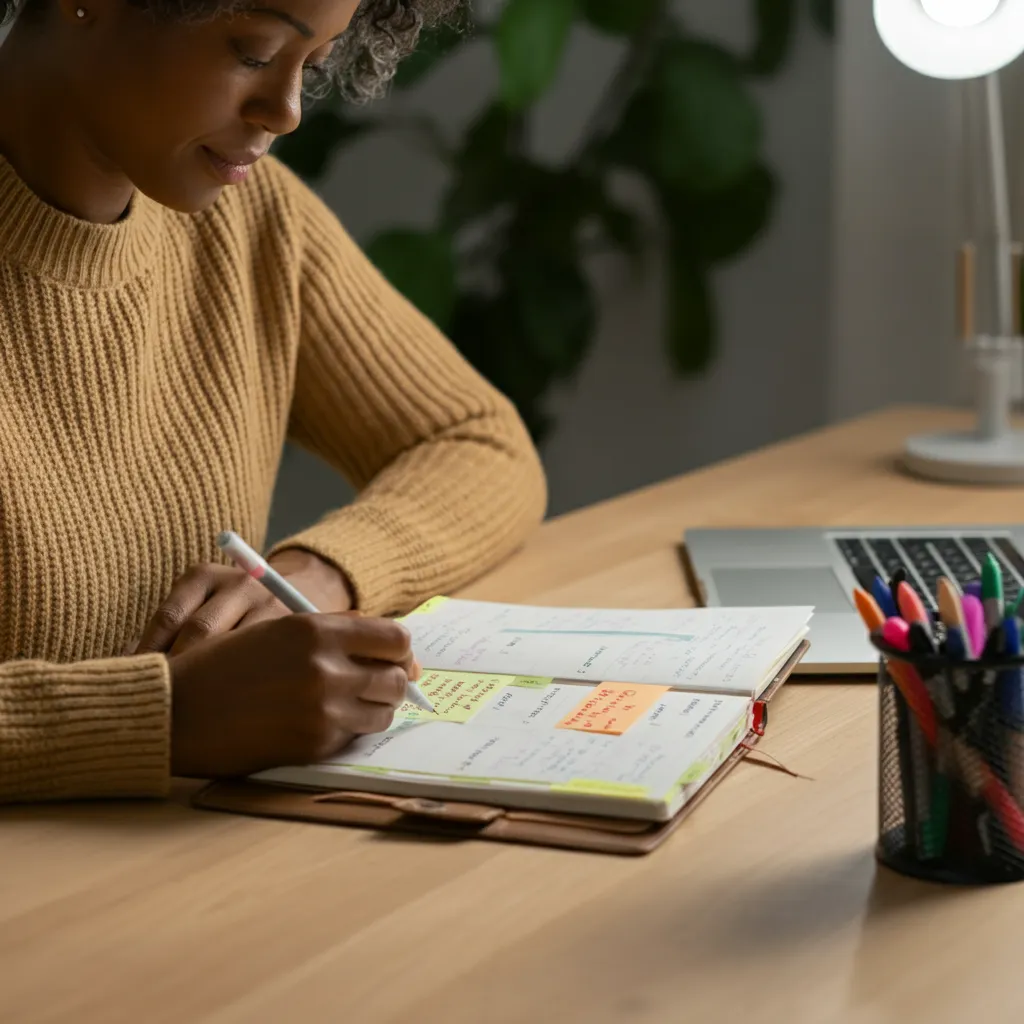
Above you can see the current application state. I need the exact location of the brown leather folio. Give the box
[193,641,808,856]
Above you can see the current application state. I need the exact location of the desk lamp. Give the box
[875,0,1024,483]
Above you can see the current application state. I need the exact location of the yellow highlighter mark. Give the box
[551,779,650,800]
[556,682,670,736]
[400,595,450,619]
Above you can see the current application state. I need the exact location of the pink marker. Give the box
[961,594,985,659]
[882,616,912,652]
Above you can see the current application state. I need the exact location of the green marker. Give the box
[982,552,1004,633]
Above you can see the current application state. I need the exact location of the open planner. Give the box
[195,599,812,853]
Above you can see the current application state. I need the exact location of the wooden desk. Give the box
[4,406,1024,1024]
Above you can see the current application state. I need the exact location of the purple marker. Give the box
[965,580,983,600]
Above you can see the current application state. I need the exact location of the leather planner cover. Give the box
[192,640,809,855]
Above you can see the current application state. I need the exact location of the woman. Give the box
[0,0,546,801]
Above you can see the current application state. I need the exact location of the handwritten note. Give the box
[402,598,811,696]
[398,671,504,723]
[557,683,670,735]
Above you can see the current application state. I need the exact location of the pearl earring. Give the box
[76,7,86,16]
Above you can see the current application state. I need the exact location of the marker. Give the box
[216,531,436,714]
[881,617,938,746]
[946,625,969,664]
[999,615,1024,812]
[982,552,1004,632]
[937,577,967,633]
[965,580,983,600]
[908,621,936,655]
[881,617,942,857]
[897,581,933,640]
[962,594,986,660]
[889,567,907,605]
[1000,616,1024,721]
[853,587,885,633]
[872,575,898,619]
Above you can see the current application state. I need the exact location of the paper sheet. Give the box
[326,678,751,800]
[402,599,811,696]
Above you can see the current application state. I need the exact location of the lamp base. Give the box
[903,430,1024,484]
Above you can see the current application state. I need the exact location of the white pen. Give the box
[216,531,435,713]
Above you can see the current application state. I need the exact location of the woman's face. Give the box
[69,0,360,212]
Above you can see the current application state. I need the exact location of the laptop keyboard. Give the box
[835,535,1024,610]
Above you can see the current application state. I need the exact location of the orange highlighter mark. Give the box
[557,682,671,736]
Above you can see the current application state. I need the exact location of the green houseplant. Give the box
[276,0,835,441]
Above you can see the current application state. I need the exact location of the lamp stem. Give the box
[985,71,1014,339]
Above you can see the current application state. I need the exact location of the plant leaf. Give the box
[502,252,596,378]
[496,0,577,111]
[273,107,369,181]
[449,294,554,443]
[666,251,716,375]
[580,0,661,36]
[746,0,797,76]
[601,85,658,174]
[661,163,777,265]
[393,21,467,89]
[809,0,836,36]
[365,229,458,331]
[442,103,522,230]
[653,40,762,193]
[508,167,603,259]
[596,195,644,261]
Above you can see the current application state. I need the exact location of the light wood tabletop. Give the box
[5,405,1024,1024]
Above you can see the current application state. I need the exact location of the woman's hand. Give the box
[132,549,354,656]
[169,613,416,778]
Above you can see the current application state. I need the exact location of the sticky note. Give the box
[556,683,670,735]
[398,671,504,723]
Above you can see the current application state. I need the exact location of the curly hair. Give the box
[1,0,462,103]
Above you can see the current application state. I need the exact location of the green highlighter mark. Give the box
[510,676,553,689]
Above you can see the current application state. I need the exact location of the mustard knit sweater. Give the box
[0,154,546,803]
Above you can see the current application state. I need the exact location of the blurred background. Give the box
[7,2,1019,539]
[267,0,1022,541]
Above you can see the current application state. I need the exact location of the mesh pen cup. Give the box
[876,639,1024,885]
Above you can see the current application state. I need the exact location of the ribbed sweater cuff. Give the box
[0,655,171,803]
[269,506,417,616]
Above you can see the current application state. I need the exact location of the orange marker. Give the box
[853,588,885,633]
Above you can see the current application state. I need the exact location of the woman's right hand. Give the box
[168,613,418,779]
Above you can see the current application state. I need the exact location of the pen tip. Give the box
[216,531,232,548]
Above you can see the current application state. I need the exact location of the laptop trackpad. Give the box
[710,567,853,612]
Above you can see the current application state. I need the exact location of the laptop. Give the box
[683,526,1024,674]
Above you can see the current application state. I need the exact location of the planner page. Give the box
[256,670,755,820]
[400,598,812,697]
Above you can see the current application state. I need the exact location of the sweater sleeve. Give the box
[267,174,548,616]
[0,655,170,803]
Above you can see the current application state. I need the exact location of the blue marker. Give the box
[872,575,899,619]
[946,625,969,663]
[999,615,1024,722]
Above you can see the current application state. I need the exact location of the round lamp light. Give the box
[874,0,1024,79]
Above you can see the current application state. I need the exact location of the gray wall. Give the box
[269,3,836,540]
[827,2,1024,420]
